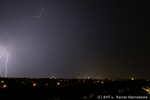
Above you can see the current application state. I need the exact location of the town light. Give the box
[33,83,36,86]
[1,81,4,83]
[46,83,48,86]
[3,85,7,88]
[101,81,104,84]
[57,82,60,85]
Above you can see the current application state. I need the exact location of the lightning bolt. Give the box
[4,47,9,77]
[0,48,4,77]
[27,2,44,19]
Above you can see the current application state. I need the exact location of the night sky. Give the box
[0,0,149,79]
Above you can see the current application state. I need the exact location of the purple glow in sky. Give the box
[0,0,149,78]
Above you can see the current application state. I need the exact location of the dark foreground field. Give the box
[0,78,150,100]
